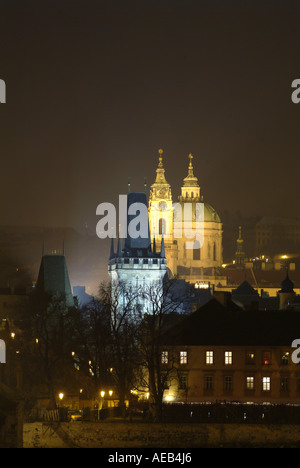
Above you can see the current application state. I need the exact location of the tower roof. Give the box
[35,251,74,306]
[151,149,169,186]
[280,270,294,293]
[182,153,199,188]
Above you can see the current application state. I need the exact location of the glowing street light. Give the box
[58,392,64,401]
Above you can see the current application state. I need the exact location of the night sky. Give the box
[1,0,300,232]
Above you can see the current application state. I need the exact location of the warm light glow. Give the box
[71,351,75,356]
[164,395,174,402]
[100,391,105,398]
[146,392,149,399]
[282,255,287,259]
[11,332,15,339]
[109,390,113,396]
[35,338,39,343]
[59,393,64,400]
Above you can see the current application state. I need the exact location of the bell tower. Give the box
[149,149,177,276]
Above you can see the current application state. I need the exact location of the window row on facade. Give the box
[161,350,292,366]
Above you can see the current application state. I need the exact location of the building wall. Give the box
[162,345,300,405]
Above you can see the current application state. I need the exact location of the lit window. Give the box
[263,351,271,365]
[262,377,271,391]
[206,351,214,365]
[225,351,232,365]
[246,351,255,364]
[180,351,188,364]
[281,352,289,366]
[161,351,168,364]
[246,376,254,390]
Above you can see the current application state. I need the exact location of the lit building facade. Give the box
[148,150,225,287]
[108,192,167,313]
[160,297,300,405]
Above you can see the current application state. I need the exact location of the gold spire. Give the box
[188,153,193,169]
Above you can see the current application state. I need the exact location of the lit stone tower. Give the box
[148,149,177,276]
[108,191,167,313]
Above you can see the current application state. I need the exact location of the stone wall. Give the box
[23,421,300,448]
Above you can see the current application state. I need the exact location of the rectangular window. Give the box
[206,350,214,365]
[224,376,232,391]
[178,374,187,390]
[262,376,271,391]
[281,352,289,366]
[245,351,255,364]
[263,351,271,365]
[180,351,188,365]
[161,351,168,364]
[225,351,232,365]
[204,375,213,391]
[246,376,254,390]
[280,377,289,392]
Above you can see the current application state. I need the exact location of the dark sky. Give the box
[1,0,300,232]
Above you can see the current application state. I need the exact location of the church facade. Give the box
[148,150,225,287]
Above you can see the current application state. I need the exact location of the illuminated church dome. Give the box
[204,203,221,223]
[149,151,224,286]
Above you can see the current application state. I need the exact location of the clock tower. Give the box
[149,149,177,275]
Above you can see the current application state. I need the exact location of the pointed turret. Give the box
[235,226,245,270]
[117,235,122,257]
[160,235,165,258]
[109,237,115,260]
[179,154,200,201]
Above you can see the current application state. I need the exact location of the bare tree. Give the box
[98,280,142,416]
[134,278,190,422]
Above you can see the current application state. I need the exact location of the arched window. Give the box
[193,240,201,260]
[191,192,194,198]
[159,218,166,235]
[213,242,217,261]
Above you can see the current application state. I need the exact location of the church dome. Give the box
[204,203,221,223]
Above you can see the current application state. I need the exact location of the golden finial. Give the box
[158,148,163,162]
[188,153,193,168]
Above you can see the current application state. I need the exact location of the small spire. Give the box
[153,234,156,254]
[158,148,163,163]
[109,237,115,260]
[188,153,193,168]
[160,234,165,258]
